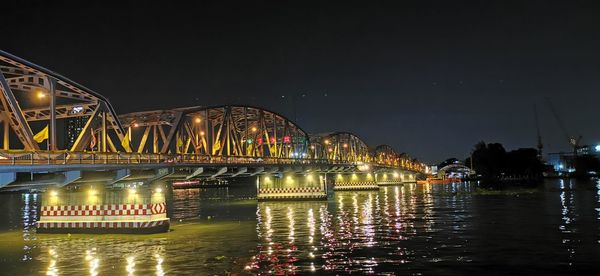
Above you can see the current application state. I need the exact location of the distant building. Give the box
[64,116,88,149]
[547,143,600,173]
[576,144,600,156]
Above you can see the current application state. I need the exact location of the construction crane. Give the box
[533,104,543,159]
[545,97,582,155]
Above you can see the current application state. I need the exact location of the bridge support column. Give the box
[257,172,327,200]
[375,171,404,186]
[0,172,16,188]
[333,172,379,191]
[37,184,169,234]
[403,172,417,183]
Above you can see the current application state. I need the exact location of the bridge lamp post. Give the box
[193,117,202,150]
[35,88,57,151]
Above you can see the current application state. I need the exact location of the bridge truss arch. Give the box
[0,50,126,152]
[118,105,310,158]
[309,132,371,163]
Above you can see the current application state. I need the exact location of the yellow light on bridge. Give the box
[343,143,348,148]
[200,131,205,136]
[154,187,162,193]
[50,190,58,197]
[251,127,257,132]
[88,189,97,196]
[133,123,140,128]
[129,187,136,195]
[36,90,46,99]
[194,117,202,124]
[324,139,330,145]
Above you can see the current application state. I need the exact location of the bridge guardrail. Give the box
[0,150,425,173]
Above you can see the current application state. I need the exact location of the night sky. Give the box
[3,1,600,163]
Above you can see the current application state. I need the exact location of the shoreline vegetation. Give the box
[464,142,545,189]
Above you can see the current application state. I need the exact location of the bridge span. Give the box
[0,50,428,233]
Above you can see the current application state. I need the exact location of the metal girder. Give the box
[310,131,370,163]
[59,171,82,187]
[210,167,227,179]
[186,167,204,180]
[0,70,38,150]
[0,50,126,152]
[160,111,183,154]
[231,167,247,177]
[70,104,102,152]
[0,172,16,188]
[250,167,264,176]
[22,102,98,122]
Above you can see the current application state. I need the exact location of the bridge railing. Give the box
[0,150,423,172]
[0,150,333,166]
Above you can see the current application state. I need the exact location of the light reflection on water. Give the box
[0,180,599,274]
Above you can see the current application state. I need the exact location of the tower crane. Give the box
[533,104,543,159]
[545,97,582,155]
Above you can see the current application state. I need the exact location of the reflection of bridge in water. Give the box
[0,50,428,233]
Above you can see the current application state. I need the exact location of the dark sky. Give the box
[3,1,600,163]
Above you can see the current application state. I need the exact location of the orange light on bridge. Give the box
[36,90,46,99]
[251,127,257,132]
[194,117,202,124]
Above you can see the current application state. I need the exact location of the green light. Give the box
[247,139,253,144]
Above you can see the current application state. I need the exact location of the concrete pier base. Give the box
[257,173,327,200]
[333,173,379,191]
[37,185,169,234]
[375,171,405,186]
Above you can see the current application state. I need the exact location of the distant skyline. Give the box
[3,1,600,163]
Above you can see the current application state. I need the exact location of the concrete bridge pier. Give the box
[37,182,170,234]
[375,171,404,186]
[257,172,327,200]
[403,172,417,183]
[332,172,379,191]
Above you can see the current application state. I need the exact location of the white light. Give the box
[595,145,600,152]
[72,106,84,114]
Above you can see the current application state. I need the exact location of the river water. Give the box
[0,179,599,275]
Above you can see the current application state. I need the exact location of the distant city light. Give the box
[595,145,600,152]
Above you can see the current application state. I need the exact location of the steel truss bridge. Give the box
[0,50,427,191]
